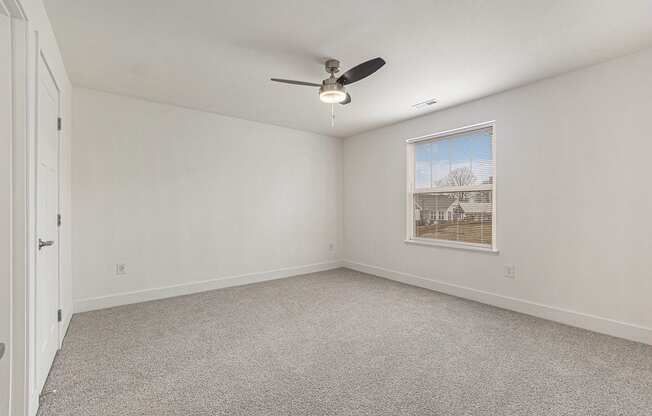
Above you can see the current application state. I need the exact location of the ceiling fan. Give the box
[271,57,386,105]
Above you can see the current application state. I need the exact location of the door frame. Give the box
[4,0,67,414]
[1,3,15,415]
[3,1,28,415]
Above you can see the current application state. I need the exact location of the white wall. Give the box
[69,44,652,346]
[72,88,342,310]
[343,48,652,344]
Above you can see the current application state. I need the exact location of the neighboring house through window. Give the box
[406,122,496,251]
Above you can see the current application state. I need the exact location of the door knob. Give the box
[38,238,54,250]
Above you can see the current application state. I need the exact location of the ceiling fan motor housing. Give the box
[325,59,340,74]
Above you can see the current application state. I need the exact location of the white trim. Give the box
[405,144,415,241]
[5,4,29,415]
[414,183,493,194]
[342,260,652,346]
[2,9,14,416]
[1,0,25,19]
[491,122,498,248]
[74,261,345,313]
[26,27,36,416]
[404,238,499,253]
[405,120,495,144]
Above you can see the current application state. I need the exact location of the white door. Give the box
[35,54,60,395]
[1,10,13,415]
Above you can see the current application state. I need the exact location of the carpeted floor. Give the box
[38,268,652,415]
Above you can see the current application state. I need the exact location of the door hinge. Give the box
[57,309,62,322]
[57,117,62,131]
[57,213,62,227]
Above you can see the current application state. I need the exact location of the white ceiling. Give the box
[44,0,652,138]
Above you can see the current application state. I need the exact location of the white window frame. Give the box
[405,121,498,253]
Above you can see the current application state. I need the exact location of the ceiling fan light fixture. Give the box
[319,83,347,104]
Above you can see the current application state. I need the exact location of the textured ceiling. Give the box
[45,0,652,137]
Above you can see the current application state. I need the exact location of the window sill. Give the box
[404,238,499,254]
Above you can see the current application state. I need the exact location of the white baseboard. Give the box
[74,260,344,313]
[343,260,652,346]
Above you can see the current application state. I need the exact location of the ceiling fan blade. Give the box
[337,57,386,85]
[339,93,351,105]
[270,78,321,87]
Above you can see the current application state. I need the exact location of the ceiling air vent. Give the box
[412,98,438,109]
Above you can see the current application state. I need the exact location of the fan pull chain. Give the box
[331,104,335,127]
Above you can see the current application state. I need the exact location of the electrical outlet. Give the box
[115,263,127,276]
[504,265,516,279]
[329,243,334,252]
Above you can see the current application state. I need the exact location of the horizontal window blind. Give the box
[414,191,492,245]
[409,124,495,248]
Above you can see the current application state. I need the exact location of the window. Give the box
[406,122,496,251]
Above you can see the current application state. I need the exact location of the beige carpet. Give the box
[38,268,652,415]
